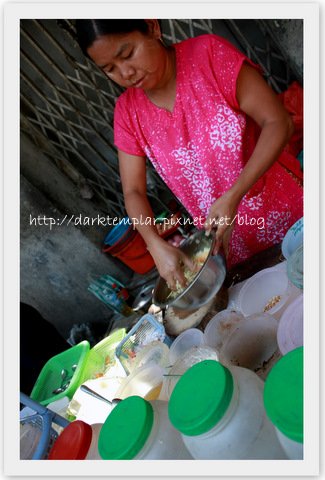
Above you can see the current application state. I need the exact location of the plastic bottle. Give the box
[48,420,102,459]
[168,360,286,459]
[98,395,193,460]
[264,347,303,459]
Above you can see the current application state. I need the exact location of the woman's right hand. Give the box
[147,238,196,290]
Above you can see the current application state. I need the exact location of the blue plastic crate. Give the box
[115,314,172,374]
[20,393,69,459]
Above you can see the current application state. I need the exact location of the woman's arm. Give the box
[118,149,194,288]
[205,63,294,251]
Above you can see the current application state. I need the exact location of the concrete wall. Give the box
[20,133,133,339]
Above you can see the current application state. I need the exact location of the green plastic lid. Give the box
[264,347,303,443]
[168,360,234,436]
[98,396,154,459]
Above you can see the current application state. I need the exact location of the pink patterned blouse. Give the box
[114,34,303,267]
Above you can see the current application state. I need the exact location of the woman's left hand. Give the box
[204,191,240,256]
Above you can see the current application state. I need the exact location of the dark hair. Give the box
[75,20,150,56]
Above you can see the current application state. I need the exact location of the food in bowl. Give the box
[167,245,210,300]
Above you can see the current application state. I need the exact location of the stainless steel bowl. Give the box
[152,230,226,310]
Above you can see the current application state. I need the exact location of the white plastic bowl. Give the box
[116,363,165,401]
[277,294,303,355]
[169,328,205,365]
[237,269,290,319]
[204,310,245,352]
[131,341,170,372]
[281,217,303,260]
[218,313,278,372]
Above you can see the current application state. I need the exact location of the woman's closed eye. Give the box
[103,51,133,76]
[122,49,133,60]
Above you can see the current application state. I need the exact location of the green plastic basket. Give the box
[30,341,104,406]
[91,328,126,370]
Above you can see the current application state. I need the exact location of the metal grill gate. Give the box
[20,19,299,219]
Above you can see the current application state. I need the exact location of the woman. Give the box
[76,19,303,289]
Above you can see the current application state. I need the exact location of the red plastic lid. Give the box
[48,420,92,460]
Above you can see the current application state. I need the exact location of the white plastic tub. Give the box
[237,269,291,319]
[169,328,205,365]
[277,294,303,355]
[203,310,245,351]
[218,313,278,372]
[116,363,165,401]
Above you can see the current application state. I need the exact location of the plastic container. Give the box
[281,217,303,260]
[237,269,291,319]
[159,345,218,401]
[98,396,192,459]
[287,244,303,289]
[277,294,303,355]
[20,422,43,460]
[203,310,245,352]
[169,328,205,365]
[218,313,279,373]
[103,227,137,255]
[91,328,126,369]
[168,360,286,459]
[48,420,102,459]
[264,347,303,459]
[103,229,155,274]
[131,340,170,371]
[30,341,104,406]
[103,217,132,246]
[115,314,172,374]
[116,363,166,401]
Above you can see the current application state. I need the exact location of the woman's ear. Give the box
[144,19,161,39]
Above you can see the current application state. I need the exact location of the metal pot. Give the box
[152,230,226,310]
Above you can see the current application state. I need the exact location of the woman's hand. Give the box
[204,190,241,256]
[147,237,196,290]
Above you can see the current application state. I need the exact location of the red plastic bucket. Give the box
[103,231,155,274]
[103,227,137,255]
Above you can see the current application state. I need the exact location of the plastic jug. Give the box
[98,395,192,459]
[168,360,286,459]
[277,294,303,355]
[48,420,102,459]
[264,347,303,459]
[159,345,218,401]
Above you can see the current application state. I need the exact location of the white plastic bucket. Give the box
[169,328,205,365]
[218,313,278,372]
[277,294,303,355]
[237,269,291,319]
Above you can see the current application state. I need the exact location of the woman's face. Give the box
[87,24,170,91]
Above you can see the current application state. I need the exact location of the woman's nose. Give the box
[119,63,136,81]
